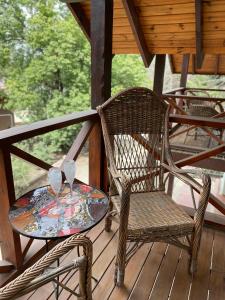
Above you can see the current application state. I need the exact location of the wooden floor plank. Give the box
[6,226,225,300]
[129,242,167,300]
[208,230,225,300]
[211,230,225,273]
[209,271,225,300]
[58,222,118,300]
[189,228,214,300]
[92,259,116,300]
[108,243,151,300]
[169,250,192,300]
[149,245,181,300]
[23,221,105,300]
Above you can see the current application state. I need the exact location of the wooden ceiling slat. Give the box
[122,0,154,67]
[67,0,225,65]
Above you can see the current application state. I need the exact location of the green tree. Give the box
[0,0,149,153]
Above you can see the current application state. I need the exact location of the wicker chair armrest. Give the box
[108,166,132,200]
[0,235,92,300]
[162,162,210,193]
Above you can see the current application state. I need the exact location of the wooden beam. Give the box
[168,55,175,73]
[90,0,113,190]
[169,114,225,129]
[175,144,225,168]
[91,0,113,108]
[0,110,98,145]
[122,0,154,68]
[195,0,204,69]
[64,120,95,162]
[153,54,166,95]
[172,151,225,173]
[0,149,22,269]
[67,3,90,42]
[180,54,190,88]
[9,145,52,171]
[122,0,154,67]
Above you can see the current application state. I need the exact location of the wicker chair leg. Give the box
[115,240,127,286]
[105,200,113,232]
[189,233,201,275]
[78,259,92,300]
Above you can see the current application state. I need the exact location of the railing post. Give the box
[0,148,22,269]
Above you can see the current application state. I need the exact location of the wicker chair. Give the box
[185,89,224,139]
[97,87,211,286]
[0,235,92,300]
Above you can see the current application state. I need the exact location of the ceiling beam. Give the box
[122,0,154,67]
[195,0,204,69]
[67,2,90,42]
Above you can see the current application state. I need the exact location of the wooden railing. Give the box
[1,94,225,283]
[164,87,225,222]
[0,109,98,278]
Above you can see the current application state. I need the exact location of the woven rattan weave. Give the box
[97,87,211,286]
[0,235,92,300]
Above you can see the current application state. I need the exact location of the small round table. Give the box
[9,183,108,240]
[8,183,108,299]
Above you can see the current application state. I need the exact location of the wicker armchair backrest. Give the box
[98,87,168,193]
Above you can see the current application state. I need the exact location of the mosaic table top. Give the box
[9,183,108,239]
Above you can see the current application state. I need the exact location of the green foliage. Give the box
[0,0,149,155]
[112,55,149,94]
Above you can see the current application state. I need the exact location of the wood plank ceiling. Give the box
[68,0,225,73]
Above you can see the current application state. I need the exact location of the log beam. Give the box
[90,0,113,189]
[180,54,190,88]
[122,0,154,67]
[68,2,90,41]
[153,54,166,95]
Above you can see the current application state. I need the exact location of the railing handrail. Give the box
[169,114,225,129]
[164,93,225,102]
[0,109,98,145]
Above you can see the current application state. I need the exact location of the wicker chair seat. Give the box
[186,105,218,118]
[112,191,194,239]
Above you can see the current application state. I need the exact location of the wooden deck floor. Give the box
[16,220,225,300]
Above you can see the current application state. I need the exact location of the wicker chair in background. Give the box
[0,235,92,300]
[185,89,225,139]
[97,87,211,286]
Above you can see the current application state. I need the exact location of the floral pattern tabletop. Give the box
[9,183,108,239]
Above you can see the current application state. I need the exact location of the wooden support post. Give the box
[179,54,190,108]
[180,54,190,88]
[153,54,166,96]
[0,148,22,269]
[89,0,113,190]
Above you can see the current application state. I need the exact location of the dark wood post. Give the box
[179,54,190,108]
[180,54,190,88]
[89,0,113,189]
[153,54,166,96]
[0,148,22,270]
